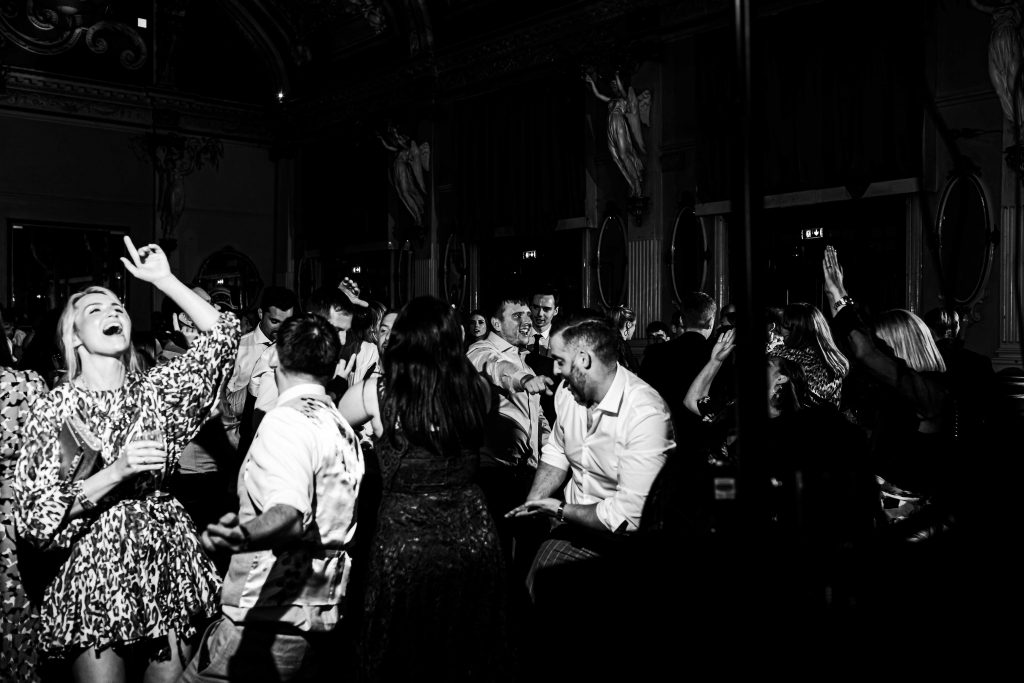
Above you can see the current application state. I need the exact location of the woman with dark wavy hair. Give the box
[338,295,511,682]
[774,301,849,408]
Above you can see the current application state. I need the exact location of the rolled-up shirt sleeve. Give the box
[468,345,531,395]
[244,409,315,528]
[539,386,571,471]
[595,398,674,534]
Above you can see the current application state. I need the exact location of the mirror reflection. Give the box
[597,214,628,307]
[936,172,994,307]
[670,206,709,301]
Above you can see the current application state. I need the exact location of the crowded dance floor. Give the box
[1,1,1019,681]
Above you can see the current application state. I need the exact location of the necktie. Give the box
[532,334,541,355]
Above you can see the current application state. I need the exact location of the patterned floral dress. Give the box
[13,313,239,659]
[1,366,47,681]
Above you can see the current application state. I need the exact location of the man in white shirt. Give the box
[467,294,553,604]
[183,312,364,682]
[468,295,553,470]
[506,313,674,600]
[224,286,297,449]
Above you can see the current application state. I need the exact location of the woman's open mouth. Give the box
[102,321,124,336]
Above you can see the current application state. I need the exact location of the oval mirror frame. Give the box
[195,246,264,312]
[935,171,996,313]
[670,205,710,303]
[597,213,629,308]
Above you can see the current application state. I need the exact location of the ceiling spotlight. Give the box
[277,90,285,102]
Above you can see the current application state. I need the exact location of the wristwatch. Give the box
[556,501,566,523]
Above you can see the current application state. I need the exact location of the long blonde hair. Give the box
[58,286,141,382]
[874,309,946,373]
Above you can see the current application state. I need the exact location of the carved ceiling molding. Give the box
[0,68,273,142]
[215,0,373,92]
[288,0,684,132]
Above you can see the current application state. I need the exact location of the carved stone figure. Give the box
[585,71,652,198]
[972,0,1024,129]
[379,126,431,226]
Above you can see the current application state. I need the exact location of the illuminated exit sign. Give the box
[522,250,537,260]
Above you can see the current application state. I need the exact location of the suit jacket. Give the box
[639,331,713,435]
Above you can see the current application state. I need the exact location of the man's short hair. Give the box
[680,291,717,331]
[489,293,529,321]
[304,286,353,320]
[260,286,298,313]
[551,314,619,366]
[646,320,670,336]
[922,306,958,341]
[530,284,560,308]
[277,313,341,382]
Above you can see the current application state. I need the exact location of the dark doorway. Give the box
[759,195,909,315]
[477,230,588,315]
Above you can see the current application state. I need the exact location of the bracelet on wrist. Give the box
[833,295,855,312]
[556,501,566,523]
[76,488,97,512]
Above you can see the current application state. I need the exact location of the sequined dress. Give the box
[12,313,239,658]
[1,367,47,681]
[359,386,512,682]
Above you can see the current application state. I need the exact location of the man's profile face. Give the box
[259,305,293,341]
[549,332,588,404]
[493,303,531,348]
[530,294,558,332]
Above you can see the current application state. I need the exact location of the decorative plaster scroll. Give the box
[0,1,147,68]
[0,68,272,142]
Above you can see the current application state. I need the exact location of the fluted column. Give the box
[627,238,661,331]
[993,204,1022,370]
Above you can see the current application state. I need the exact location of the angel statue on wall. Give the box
[585,70,652,198]
[378,125,431,226]
[971,0,1024,172]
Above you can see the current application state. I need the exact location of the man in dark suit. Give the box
[639,291,718,438]
[923,307,995,444]
[525,284,561,425]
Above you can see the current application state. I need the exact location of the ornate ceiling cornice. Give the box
[287,0,714,134]
[0,68,274,142]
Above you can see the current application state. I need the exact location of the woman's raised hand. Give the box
[120,236,172,284]
[711,327,736,363]
[822,244,847,304]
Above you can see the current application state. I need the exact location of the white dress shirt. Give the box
[223,327,274,426]
[541,365,674,533]
[468,331,549,467]
[228,326,273,394]
[221,383,364,631]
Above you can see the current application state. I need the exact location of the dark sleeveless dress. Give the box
[358,386,513,682]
